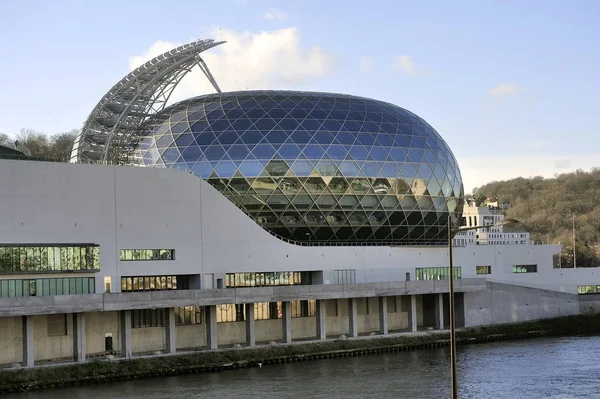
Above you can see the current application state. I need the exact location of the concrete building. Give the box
[0,159,598,368]
[1,38,598,369]
[452,201,532,246]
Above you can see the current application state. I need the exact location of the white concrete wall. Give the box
[217,322,246,346]
[464,282,580,327]
[256,319,283,342]
[86,311,119,354]
[176,324,206,350]
[291,318,316,340]
[0,159,593,295]
[131,327,166,354]
[33,314,73,361]
[0,316,22,364]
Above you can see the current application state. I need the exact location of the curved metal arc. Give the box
[105,67,193,162]
[72,39,225,163]
[102,58,199,161]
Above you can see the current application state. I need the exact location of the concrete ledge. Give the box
[0,279,487,316]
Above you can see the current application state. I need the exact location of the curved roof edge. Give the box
[70,38,225,164]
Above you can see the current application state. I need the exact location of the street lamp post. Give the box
[447,215,520,399]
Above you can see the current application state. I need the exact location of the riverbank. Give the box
[3,313,600,394]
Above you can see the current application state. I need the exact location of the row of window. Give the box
[415,264,537,279]
[578,286,600,295]
[0,245,100,273]
[334,269,357,284]
[415,267,462,281]
[512,265,537,273]
[217,301,315,322]
[0,277,95,297]
[121,276,188,292]
[120,249,174,261]
[226,272,311,288]
[132,301,316,328]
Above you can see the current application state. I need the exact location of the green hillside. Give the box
[472,168,600,268]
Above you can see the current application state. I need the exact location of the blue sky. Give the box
[1,0,599,191]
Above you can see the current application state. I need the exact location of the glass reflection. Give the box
[138,91,464,245]
[0,245,100,273]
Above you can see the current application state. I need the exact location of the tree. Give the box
[474,168,600,267]
[49,130,78,162]
[12,127,78,161]
[0,133,10,146]
[16,128,48,157]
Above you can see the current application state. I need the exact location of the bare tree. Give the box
[0,133,10,146]
[50,129,78,162]
[16,128,48,157]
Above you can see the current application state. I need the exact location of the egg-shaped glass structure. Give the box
[137,91,464,245]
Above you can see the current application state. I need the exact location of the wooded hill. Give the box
[473,168,600,267]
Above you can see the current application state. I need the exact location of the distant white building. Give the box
[452,201,531,246]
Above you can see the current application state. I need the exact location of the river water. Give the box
[8,336,600,399]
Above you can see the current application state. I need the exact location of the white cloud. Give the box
[129,28,335,104]
[488,84,518,96]
[263,8,288,21]
[459,152,600,193]
[359,57,374,73]
[393,55,416,75]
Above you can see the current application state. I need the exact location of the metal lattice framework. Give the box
[70,38,225,164]
[138,91,465,245]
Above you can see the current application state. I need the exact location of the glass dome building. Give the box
[137,91,464,245]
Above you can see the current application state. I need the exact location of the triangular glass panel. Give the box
[263,160,290,177]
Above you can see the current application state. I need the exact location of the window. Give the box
[254,302,282,320]
[578,286,600,295]
[216,304,243,323]
[0,245,100,273]
[47,314,67,336]
[120,249,174,261]
[476,266,491,275]
[512,264,537,273]
[225,271,311,288]
[334,269,356,284]
[120,275,187,292]
[291,300,315,318]
[104,276,112,293]
[216,300,312,322]
[415,267,461,281]
[132,309,168,328]
[175,306,203,325]
[0,277,95,297]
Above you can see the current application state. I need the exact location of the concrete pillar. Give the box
[435,293,444,330]
[349,298,358,337]
[73,313,86,362]
[245,303,255,346]
[120,310,132,358]
[166,308,176,353]
[409,295,418,332]
[22,315,34,367]
[316,299,326,340]
[206,305,218,350]
[245,303,256,346]
[282,301,292,343]
[379,296,388,335]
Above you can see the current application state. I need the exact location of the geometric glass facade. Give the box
[138,91,464,245]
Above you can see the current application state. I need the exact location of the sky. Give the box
[0,0,599,192]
